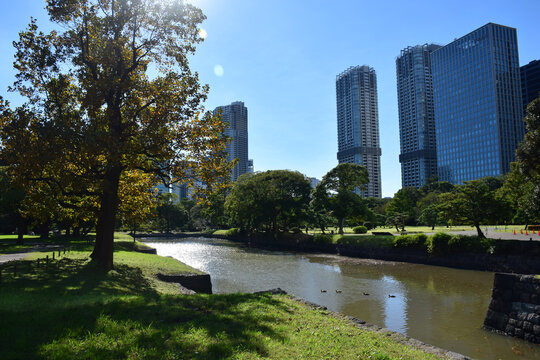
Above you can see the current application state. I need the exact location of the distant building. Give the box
[431,23,524,184]
[336,65,382,198]
[396,44,441,188]
[214,101,249,182]
[521,60,540,114]
[309,177,320,188]
[247,159,254,173]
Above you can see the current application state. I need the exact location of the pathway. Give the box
[0,243,63,264]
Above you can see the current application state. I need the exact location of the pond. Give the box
[145,237,540,359]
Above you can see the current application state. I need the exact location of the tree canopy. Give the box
[225,170,311,233]
[438,178,508,237]
[314,163,369,234]
[0,0,230,268]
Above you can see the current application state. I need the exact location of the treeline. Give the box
[1,95,539,241]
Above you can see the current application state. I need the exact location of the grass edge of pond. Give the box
[0,233,448,359]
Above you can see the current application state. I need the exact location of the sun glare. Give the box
[198,28,207,40]
[214,65,224,77]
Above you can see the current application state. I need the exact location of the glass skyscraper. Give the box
[521,60,540,113]
[396,44,441,188]
[431,23,524,184]
[214,101,249,182]
[336,65,382,198]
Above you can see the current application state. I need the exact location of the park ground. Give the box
[0,233,447,360]
[213,224,540,241]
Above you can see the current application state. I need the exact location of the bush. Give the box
[427,232,452,255]
[312,234,334,244]
[353,226,368,234]
[225,228,241,237]
[290,227,303,234]
[393,234,428,251]
[363,222,375,230]
[447,235,494,254]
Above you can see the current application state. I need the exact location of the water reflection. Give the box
[146,237,540,360]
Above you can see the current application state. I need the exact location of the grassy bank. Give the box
[0,234,446,359]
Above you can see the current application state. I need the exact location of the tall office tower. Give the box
[336,65,382,198]
[396,44,441,188]
[214,101,249,182]
[521,60,540,113]
[431,23,524,184]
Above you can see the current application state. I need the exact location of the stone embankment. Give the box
[136,232,540,273]
[484,273,540,343]
[157,273,212,294]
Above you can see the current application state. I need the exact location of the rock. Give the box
[527,313,540,325]
[157,273,212,294]
[253,288,288,295]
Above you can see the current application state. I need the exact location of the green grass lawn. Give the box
[0,233,444,359]
[0,234,42,254]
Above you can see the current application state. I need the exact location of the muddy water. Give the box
[145,237,540,359]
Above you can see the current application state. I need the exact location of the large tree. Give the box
[315,163,369,234]
[385,187,422,231]
[515,95,540,226]
[517,95,540,179]
[438,179,509,238]
[0,0,230,269]
[225,170,311,233]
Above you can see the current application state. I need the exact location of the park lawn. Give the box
[0,234,42,254]
[0,236,444,360]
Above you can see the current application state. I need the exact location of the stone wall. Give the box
[484,273,540,343]
[157,273,213,294]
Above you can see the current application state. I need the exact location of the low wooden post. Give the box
[46,255,49,267]
[52,252,55,260]
[37,258,40,267]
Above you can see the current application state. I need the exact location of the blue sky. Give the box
[1,0,538,197]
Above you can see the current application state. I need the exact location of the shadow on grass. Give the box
[0,258,291,359]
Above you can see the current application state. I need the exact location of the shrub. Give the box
[353,226,368,234]
[363,222,375,230]
[393,234,428,251]
[427,232,452,255]
[225,228,241,237]
[447,235,494,254]
[290,227,303,234]
[312,234,334,244]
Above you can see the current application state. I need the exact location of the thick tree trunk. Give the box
[91,168,122,270]
[338,218,344,235]
[16,225,25,245]
[475,224,485,238]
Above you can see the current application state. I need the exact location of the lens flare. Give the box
[214,65,224,77]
